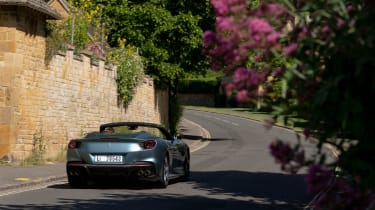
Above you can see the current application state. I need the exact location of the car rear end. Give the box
[66,133,165,186]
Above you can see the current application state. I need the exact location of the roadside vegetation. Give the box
[45,0,217,133]
[203,0,375,209]
[46,2,143,109]
[184,106,306,132]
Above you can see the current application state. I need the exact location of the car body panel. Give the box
[66,122,190,187]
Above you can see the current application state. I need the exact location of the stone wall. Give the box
[0,6,168,162]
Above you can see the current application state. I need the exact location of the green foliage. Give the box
[62,13,91,52]
[45,1,144,107]
[248,0,260,8]
[46,12,91,55]
[168,96,184,135]
[45,21,68,63]
[166,0,215,30]
[87,0,214,88]
[108,43,144,108]
[178,78,221,94]
[66,0,216,133]
[24,129,47,165]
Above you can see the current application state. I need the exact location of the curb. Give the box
[0,175,66,195]
[181,118,211,153]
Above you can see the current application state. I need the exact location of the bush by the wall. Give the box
[178,78,221,94]
[168,95,183,135]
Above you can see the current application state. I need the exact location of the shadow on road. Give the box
[181,133,233,142]
[190,170,311,208]
[0,170,311,210]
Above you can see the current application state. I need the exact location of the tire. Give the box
[67,167,87,188]
[68,174,87,188]
[181,157,190,181]
[158,156,169,188]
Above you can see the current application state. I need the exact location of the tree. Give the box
[203,0,375,209]
[69,0,215,132]
[81,0,214,91]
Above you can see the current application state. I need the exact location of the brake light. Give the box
[142,140,156,149]
[68,140,79,149]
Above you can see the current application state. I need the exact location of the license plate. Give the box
[95,155,123,163]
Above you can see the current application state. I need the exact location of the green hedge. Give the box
[178,79,221,94]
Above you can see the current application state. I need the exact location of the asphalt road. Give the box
[0,110,313,210]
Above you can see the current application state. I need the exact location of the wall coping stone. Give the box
[0,0,62,19]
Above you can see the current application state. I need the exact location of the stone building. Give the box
[47,0,70,19]
[0,0,61,161]
[0,0,168,163]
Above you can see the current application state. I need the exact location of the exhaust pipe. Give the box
[69,169,80,176]
[137,170,144,176]
[143,170,151,176]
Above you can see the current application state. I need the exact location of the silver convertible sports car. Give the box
[66,122,190,188]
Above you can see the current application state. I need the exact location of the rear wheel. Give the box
[67,167,87,188]
[68,174,87,188]
[182,157,190,181]
[158,156,169,188]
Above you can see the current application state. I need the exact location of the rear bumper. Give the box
[66,162,159,181]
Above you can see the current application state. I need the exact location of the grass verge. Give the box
[184,106,306,132]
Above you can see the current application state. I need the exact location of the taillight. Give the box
[141,140,156,149]
[68,140,79,149]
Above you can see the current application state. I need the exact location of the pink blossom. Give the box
[310,175,375,210]
[266,32,280,46]
[347,5,354,12]
[229,4,247,14]
[321,26,331,34]
[233,67,249,83]
[203,31,217,47]
[211,0,247,16]
[294,150,305,165]
[260,3,286,17]
[246,70,266,87]
[305,164,333,194]
[271,67,284,77]
[224,83,235,96]
[210,0,229,16]
[247,18,273,34]
[254,54,262,62]
[283,43,298,56]
[336,19,346,28]
[216,17,235,31]
[236,90,249,102]
[303,128,311,138]
[269,140,293,165]
[297,27,308,39]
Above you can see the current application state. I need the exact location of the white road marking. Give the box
[193,113,239,126]
[182,119,211,153]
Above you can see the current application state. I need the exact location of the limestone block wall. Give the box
[0,6,47,161]
[48,0,70,19]
[0,6,168,162]
[36,51,168,160]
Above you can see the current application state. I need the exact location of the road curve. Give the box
[184,109,312,209]
[0,110,312,210]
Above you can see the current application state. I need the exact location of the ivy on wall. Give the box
[108,39,144,108]
[45,6,143,107]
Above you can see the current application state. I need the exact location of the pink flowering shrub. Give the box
[203,0,375,209]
